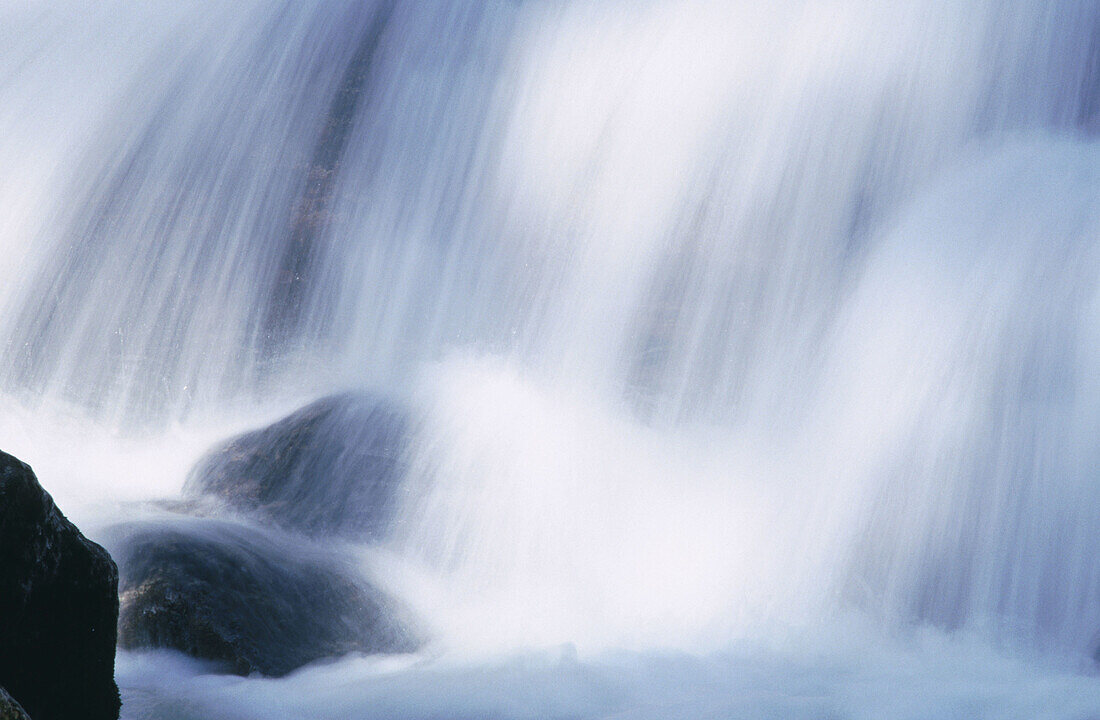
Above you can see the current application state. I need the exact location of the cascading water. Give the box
[3,0,1100,717]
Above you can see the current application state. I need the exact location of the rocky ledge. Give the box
[0,450,120,720]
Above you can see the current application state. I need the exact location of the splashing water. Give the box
[3,0,1100,717]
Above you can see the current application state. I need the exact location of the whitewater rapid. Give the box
[3,0,1100,717]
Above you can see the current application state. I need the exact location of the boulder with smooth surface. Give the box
[112,517,419,677]
[185,393,409,539]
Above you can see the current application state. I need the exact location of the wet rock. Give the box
[111,517,419,677]
[185,393,409,539]
[0,688,29,720]
[0,450,120,720]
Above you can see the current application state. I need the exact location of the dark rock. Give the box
[0,450,120,720]
[111,517,418,677]
[185,393,409,540]
[0,688,30,720]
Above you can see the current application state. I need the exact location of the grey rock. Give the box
[111,517,419,677]
[185,393,409,540]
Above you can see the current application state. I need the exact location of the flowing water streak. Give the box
[1,0,1100,663]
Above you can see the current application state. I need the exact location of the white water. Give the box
[3,0,1100,717]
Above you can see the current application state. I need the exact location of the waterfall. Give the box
[3,0,1100,676]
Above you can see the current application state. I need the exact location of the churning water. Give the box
[3,0,1100,717]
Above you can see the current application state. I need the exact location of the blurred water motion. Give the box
[1,0,1100,664]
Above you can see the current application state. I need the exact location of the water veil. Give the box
[3,0,1100,717]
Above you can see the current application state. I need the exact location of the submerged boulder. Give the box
[111,517,418,677]
[185,393,409,539]
[0,450,120,720]
[0,688,29,720]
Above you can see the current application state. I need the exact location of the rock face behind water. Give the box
[0,451,121,720]
[185,393,409,540]
[112,518,419,677]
